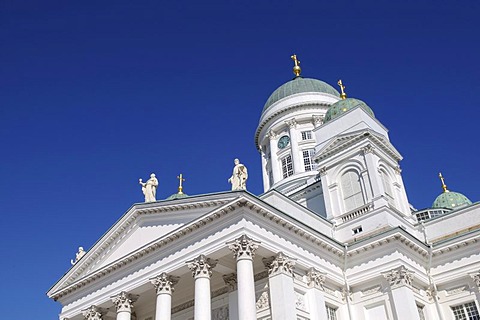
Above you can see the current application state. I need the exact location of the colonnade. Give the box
[80,234,336,320]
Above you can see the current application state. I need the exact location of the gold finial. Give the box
[291,54,302,77]
[338,79,347,99]
[177,174,185,194]
[438,172,449,193]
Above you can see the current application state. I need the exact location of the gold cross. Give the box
[338,80,347,99]
[438,172,448,193]
[177,174,185,194]
[291,54,302,77]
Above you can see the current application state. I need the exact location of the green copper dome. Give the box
[324,98,374,122]
[263,77,340,112]
[432,191,472,209]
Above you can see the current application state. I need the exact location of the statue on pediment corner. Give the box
[228,158,248,191]
[71,246,86,265]
[139,173,158,202]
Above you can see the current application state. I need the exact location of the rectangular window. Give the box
[352,226,363,235]
[303,149,315,171]
[452,302,480,319]
[281,154,294,178]
[301,130,312,140]
[326,305,337,320]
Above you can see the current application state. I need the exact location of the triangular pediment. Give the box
[315,129,402,162]
[48,192,240,296]
[47,190,338,301]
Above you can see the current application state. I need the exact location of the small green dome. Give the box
[324,98,374,122]
[263,77,340,112]
[166,192,189,200]
[432,191,472,209]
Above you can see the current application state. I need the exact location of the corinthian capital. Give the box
[285,118,297,128]
[306,267,326,289]
[187,254,218,279]
[150,272,180,295]
[383,265,414,288]
[227,235,260,260]
[263,252,296,276]
[471,270,480,289]
[82,305,103,320]
[111,291,137,313]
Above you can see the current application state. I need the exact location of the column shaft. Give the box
[194,276,211,320]
[155,293,172,320]
[268,134,281,182]
[237,258,256,320]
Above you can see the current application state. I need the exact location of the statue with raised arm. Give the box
[228,158,248,191]
[139,173,158,202]
[71,246,86,265]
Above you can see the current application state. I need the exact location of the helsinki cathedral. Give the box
[48,55,479,320]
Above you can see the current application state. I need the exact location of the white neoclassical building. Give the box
[48,56,479,320]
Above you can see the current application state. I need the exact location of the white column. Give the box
[82,306,103,320]
[263,252,297,320]
[267,130,281,183]
[150,272,180,320]
[305,268,329,320]
[260,146,270,191]
[111,292,137,320]
[223,273,239,320]
[227,235,260,320]
[286,118,303,173]
[383,266,421,320]
[187,254,217,320]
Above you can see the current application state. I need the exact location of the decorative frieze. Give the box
[222,273,238,291]
[111,291,137,313]
[341,286,352,301]
[82,306,103,320]
[295,292,306,311]
[446,285,466,295]
[361,285,381,296]
[186,254,217,278]
[227,234,260,260]
[256,291,270,310]
[318,166,327,176]
[426,285,437,300]
[383,265,414,288]
[312,115,324,126]
[471,271,480,289]
[306,267,326,289]
[150,272,180,294]
[262,252,296,276]
[212,306,229,320]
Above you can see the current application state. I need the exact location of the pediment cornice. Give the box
[315,129,402,163]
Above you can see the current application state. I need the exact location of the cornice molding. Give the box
[255,102,330,150]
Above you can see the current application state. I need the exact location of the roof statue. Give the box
[70,246,86,265]
[139,173,158,202]
[228,158,248,191]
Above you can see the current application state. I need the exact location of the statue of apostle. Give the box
[139,173,158,202]
[228,158,248,191]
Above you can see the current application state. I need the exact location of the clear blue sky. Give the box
[0,0,478,318]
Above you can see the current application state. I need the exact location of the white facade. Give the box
[48,71,480,320]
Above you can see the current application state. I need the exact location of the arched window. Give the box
[381,170,393,198]
[341,170,365,211]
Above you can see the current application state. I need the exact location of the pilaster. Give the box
[263,252,297,320]
[223,273,239,320]
[305,268,329,320]
[383,266,420,320]
[267,130,281,184]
